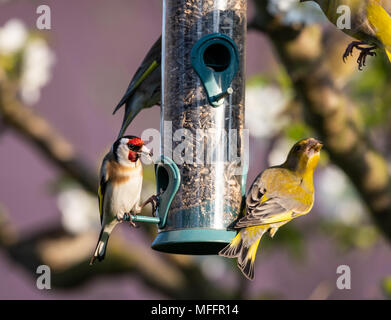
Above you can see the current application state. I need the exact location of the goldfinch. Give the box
[90,135,153,264]
[219,138,322,280]
[301,0,391,70]
[113,36,161,139]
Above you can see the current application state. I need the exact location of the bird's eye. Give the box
[128,144,136,151]
[294,145,301,152]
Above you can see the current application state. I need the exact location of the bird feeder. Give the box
[134,0,247,254]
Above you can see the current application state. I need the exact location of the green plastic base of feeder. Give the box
[151,229,237,255]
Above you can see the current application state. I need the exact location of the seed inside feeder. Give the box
[161,0,246,233]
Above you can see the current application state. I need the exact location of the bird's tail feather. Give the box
[112,99,126,115]
[219,228,266,280]
[117,111,136,139]
[117,96,144,139]
[237,238,261,280]
[90,228,110,265]
[219,232,243,258]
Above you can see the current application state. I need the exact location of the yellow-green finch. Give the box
[301,0,391,69]
[219,138,323,280]
[113,36,161,139]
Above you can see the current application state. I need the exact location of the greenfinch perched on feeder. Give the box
[300,0,391,70]
[90,136,154,264]
[219,138,322,280]
[113,36,161,139]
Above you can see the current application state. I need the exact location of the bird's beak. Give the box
[139,145,153,158]
[311,140,323,152]
[314,142,323,152]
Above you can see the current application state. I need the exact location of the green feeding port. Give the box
[203,43,231,72]
[156,164,169,192]
[191,33,239,107]
[153,156,181,230]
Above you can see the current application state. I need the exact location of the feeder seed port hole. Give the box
[156,165,169,192]
[203,43,231,72]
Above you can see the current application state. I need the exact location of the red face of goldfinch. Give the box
[114,136,152,164]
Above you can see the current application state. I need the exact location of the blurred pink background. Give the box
[0,0,390,299]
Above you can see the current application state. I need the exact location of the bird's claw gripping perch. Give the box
[140,193,160,217]
[151,195,160,217]
[117,213,138,227]
[343,41,377,70]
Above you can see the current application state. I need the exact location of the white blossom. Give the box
[20,38,55,105]
[0,19,55,105]
[318,166,366,225]
[0,19,27,55]
[57,187,100,235]
[267,0,326,26]
[245,84,289,139]
[267,137,293,166]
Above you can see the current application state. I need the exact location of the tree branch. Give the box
[252,0,391,241]
[0,81,97,192]
[0,80,234,299]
